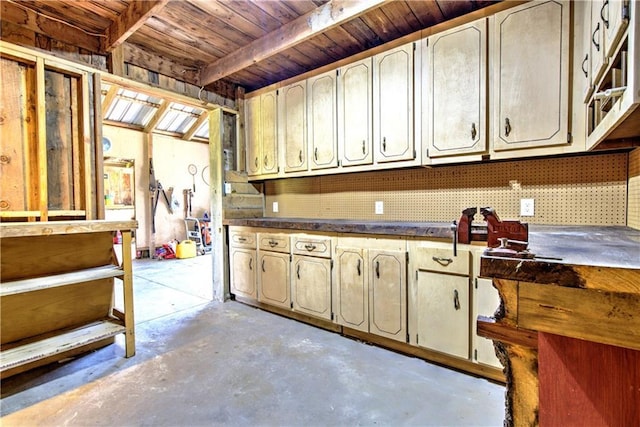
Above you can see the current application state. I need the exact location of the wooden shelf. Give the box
[0,320,126,373]
[1,265,124,297]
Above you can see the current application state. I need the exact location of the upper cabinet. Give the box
[423,19,487,162]
[491,0,571,152]
[280,81,307,173]
[338,58,373,167]
[246,91,278,177]
[308,70,338,170]
[373,43,416,163]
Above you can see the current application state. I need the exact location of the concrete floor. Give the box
[1,254,506,426]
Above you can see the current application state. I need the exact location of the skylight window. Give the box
[103,88,163,127]
[194,120,209,139]
[155,103,204,134]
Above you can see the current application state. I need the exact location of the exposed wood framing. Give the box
[199,0,392,85]
[35,57,47,221]
[93,73,105,219]
[209,109,225,301]
[182,112,209,141]
[0,1,100,53]
[143,101,170,134]
[102,0,171,52]
[108,45,125,77]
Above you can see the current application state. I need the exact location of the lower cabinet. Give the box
[408,242,471,359]
[291,234,333,320]
[229,228,257,300]
[335,238,407,342]
[257,232,291,309]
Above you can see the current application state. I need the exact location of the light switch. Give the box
[375,201,384,215]
[272,201,279,213]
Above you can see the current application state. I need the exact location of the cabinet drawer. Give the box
[229,229,256,249]
[292,235,332,258]
[258,233,290,253]
[414,247,470,276]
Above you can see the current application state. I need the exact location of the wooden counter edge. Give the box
[477,315,538,349]
[0,220,138,238]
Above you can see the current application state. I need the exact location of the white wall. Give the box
[103,125,211,251]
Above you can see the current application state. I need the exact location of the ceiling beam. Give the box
[1,0,100,52]
[199,0,393,86]
[102,0,171,52]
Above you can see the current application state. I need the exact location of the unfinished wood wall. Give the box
[265,152,629,226]
[629,148,640,230]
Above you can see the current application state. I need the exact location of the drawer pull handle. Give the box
[453,289,461,310]
[375,261,380,279]
[314,147,318,161]
[581,54,589,78]
[382,137,387,152]
[362,140,366,154]
[504,117,512,137]
[249,258,252,270]
[264,155,268,167]
[238,237,247,242]
[357,259,361,276]
[304,244,316,251]
[254,157,258,168]
[297,264,301,280]
[432,256,453,266]
[299,150,303,163]
[262,259,266,272]
[470,123,477,140]
[269,240,278,247]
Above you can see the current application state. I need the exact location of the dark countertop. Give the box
[224,218,640,269]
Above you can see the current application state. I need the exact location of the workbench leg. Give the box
[121,230,136,357]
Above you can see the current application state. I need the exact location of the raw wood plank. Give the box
[0,1,100,52]
[0,20,36,46]
[519,282,640,351]
[122,43,200,87]
[477,316,538,348]
[36,57,47,220]
[224,194,264,209]
[0,280,114,344]
[0,321,125,372]
[0,265,123,297]
[0,232,114,281]
[0,57,29,212]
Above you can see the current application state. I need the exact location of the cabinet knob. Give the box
[299,150,303,163]
[262,259,266,272]
[297,264,301,279]
[264,155,268,167]
[249,258,253,270]
[356,258,361,276]
[375,261,380,279]
[254,157,258,168]
[453,289,461,310]
[362,140,366,154]
[470,123,477,140]
[314,147,318,161]
[382,137,387,152]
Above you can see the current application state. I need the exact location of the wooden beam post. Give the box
[235,87,246,172]
[209,109,226,301]
[199,0,392,85]
[93,73,106,219]
[35,57,48,221]
[108,45,125,77]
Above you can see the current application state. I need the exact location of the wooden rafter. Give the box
[1,1,100,52]
[102,0,171,52]
[199,0,393,86]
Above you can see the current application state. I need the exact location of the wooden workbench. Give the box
[479,248,640,426]
[0,220,137,378]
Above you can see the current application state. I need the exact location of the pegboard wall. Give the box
[628,148,640,230]
[265,152,631,226]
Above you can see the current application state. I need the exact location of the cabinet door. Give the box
[245,96,261,176]
[258,251,290,309]
[373,43,415,163]
[474,278,501,368]
[590,0,607,86]
[335,247,368,332]
[603,0,629,59]
[308,71,338,170]
[425,19,487,158]
[369,249,407,342]
[338,58,373,167]
[416,271,469,358]
[492,0,570,151]
[281,82,307,173]
[291,255,331,320]
[230,248,257,299]
[261,91,278,175]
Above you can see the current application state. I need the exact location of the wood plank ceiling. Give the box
[1,0,498,93]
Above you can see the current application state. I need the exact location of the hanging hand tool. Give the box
[149,159,173,233]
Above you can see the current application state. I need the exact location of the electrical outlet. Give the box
[272,201,279,213]
[520,199,535,216]
[224,183,232,194]
[375,201,384,215]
